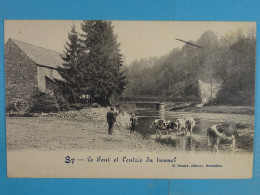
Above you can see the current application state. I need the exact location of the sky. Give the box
[4,20,255,65]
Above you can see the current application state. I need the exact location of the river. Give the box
[130,107,254,153]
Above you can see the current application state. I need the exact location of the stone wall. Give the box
[5,40,38,109]
[37,66,61,92]
[37,66,51,92]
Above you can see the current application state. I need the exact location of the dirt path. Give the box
[6,117,172,152]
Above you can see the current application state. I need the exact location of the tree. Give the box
[56,24,84,103]
[81,20,127,106]
[214,29,256,105]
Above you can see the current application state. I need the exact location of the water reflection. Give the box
[157,111,166,120]
[133,108,254,153]
[157,134,209,152]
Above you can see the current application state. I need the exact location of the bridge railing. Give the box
[120,96,201,103]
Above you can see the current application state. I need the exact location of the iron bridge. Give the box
[119,96,201,104]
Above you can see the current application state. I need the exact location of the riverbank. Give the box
[169,104,254,115]
[6,115,172,152]
[6,104,255,152]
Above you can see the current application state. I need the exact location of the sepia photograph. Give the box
[5,20,256,178]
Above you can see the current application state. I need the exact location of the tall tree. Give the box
[81,20,127,106]
[56,24,84,103]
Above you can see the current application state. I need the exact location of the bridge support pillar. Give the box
[156,103,165,111]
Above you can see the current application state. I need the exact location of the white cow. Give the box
[150,119,177,139]
[175,118,186,135]
[175,118,196,135]
[185,118,196,135]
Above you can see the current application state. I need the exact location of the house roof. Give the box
[10,38,64,69]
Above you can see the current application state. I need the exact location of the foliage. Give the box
[91,103,101,108]
[125,28,256,106]
[30,91,60,113]
[70,103,86,110]
[55,93,72,111]
[184,82,200,97]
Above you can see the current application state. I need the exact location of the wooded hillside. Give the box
[124,28,256,105]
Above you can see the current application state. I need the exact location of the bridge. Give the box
[119,95,201,104]
[120,96,201,111]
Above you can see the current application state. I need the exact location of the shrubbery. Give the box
[55,93,72,111]
[30,91,60,113]
[70,103,86,110]
[91,103,101,108]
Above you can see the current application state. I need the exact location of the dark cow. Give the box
[207,123,239,152]
[150,119,177,139]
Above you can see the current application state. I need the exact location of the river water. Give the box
[131,107,254,153]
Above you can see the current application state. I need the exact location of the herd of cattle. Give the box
[149,118,239,152]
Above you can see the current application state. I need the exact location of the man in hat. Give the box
[106,107,117,135]
[130,113,138,133]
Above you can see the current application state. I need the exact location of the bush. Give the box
[70,103,86,110]
[30,91,60,113]
[55,94,72,111]
[91,103,101,108]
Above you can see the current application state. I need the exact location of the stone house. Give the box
[5,38,64,110]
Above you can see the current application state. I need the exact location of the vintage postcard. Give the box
[5,20,255,178]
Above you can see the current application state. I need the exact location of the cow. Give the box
[149,119,177,140]
[175,118,186,135]
[207,123,239,152]
[185,118,196,135]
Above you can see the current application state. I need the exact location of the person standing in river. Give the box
[130,113,138,133]
[106,107,117,135]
